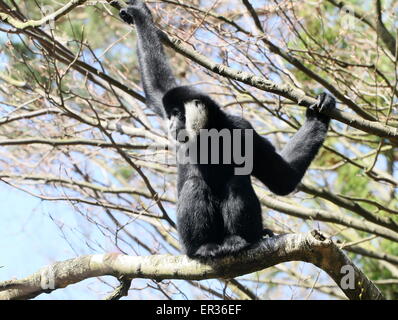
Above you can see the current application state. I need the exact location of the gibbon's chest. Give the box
[177,162,245,195]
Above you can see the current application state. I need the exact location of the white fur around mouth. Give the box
[184,100,207,138]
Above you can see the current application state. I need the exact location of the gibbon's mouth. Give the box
[168,116,189,144]
[184,99,208,137]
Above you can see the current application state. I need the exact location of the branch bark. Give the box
[0,231,384,300]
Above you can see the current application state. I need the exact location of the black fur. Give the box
[120,1,336,259]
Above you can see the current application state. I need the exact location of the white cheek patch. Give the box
[185,100,207,138]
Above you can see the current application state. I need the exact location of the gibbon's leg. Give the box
[120,0,177,117]
[219,176,263,256]
[177,177,224,259]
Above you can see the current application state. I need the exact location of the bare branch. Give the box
[0,231,384,300]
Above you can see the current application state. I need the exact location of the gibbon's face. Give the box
[162,86,211,143]
[166,99,208,143]
[166,103,186,143]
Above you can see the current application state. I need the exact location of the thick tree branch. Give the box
[0,231,384,300]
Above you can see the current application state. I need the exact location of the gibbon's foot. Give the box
[191,243,220,259]
[218,235,250,256]
[191,236,251,259]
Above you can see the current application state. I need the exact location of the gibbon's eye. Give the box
[193,99,201,107]
[171,109,179,117]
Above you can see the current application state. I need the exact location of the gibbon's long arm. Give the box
[120,2,177,118]
[252,94,334,195]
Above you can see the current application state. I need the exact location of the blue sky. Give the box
[0,181,122,299]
